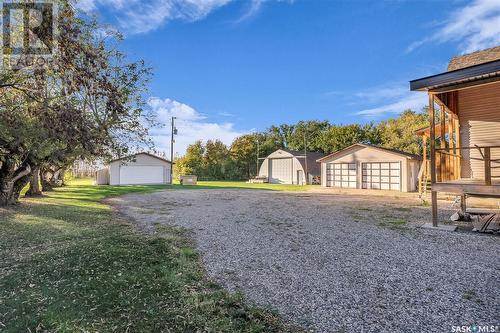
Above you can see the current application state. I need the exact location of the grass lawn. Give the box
[0,179,300,332]
[190,181,315,192]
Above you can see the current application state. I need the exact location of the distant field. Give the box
[0,179,299,332]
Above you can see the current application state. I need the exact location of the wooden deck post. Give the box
[451,118,456,179]
[429,93,438,227]
[484,147,491,186]
[440,104,446,181]
[455,118,461,179]
[460,194,467,215]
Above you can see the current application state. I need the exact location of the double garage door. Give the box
[362,162,401,191]
[326,163,357,188]
[326,162,401,191]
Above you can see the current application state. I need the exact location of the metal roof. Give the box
[409,59,500,91]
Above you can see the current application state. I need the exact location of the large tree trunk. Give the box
[59,169,67,186]
[0,165,32,206]
[25,167,42,197]
[41,166,64,191]
[41,169,55,192]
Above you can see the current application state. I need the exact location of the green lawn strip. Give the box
[46,178,315,195]
[194,181,315,192]
[0,180,300,332]
[377,217,409,231]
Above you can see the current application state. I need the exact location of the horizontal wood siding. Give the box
[459,82,500,179]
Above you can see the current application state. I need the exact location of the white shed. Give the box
[258,149,325,184]
[317,144,421,192]
[98,152,172,185]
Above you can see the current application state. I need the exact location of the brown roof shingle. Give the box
[447,46,500,71]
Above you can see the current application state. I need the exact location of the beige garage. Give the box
[96,152,172,185]
[317,144,421,192]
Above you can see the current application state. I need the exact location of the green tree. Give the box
[227,133,271,180]
[378,109,429,155]
[287,120,330,152]
[319,123,381,153]
[174,141,205,179]
[204,140,229,180]
[266,124,294,149]
[0,3,153,205]
[229,134,258,179]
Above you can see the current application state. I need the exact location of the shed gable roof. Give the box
[317,143,420,162]
[109,152,172,164]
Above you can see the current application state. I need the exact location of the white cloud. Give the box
[147,97,248,156]
[353,84,427,118]
[356,93,427,117]
[236,0,294,22]
[75,0,232,34]
[354,86,408,102]
[75,0,294,33]
[218,111,235,117]
[408,0,500,53]
[148,97,203,121]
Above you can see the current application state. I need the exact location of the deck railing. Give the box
[435,146,500,185]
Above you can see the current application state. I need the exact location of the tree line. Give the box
[174,110,428,181]
[0,1,429,204]
[0,2,153,205]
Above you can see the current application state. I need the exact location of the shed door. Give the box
[362,162,401,191]
[269,158,293,184]
[326,163,357,188]
[120,166,165,185]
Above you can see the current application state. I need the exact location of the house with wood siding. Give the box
[410,46,500,226]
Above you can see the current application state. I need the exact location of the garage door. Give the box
[120,166,165,185]
[362,162,401,191]
[326,163,357,188]
[269,158,293,184]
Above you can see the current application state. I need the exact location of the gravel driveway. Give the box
[109,189,500,333]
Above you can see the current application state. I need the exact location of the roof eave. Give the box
[317,143,420,162]
[409,59,500,92]
[109,152,172,164]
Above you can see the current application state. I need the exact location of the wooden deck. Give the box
[432,178,500,196]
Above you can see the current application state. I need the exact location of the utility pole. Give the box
[304,131,308,185]
[170,116,177,184]
[256,139,260,176]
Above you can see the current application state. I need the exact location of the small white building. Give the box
[317,144,421,192]
[258,149,325,184]
[96,152,172,185]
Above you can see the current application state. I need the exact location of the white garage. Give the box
[96,152,172,185]
[258,149,325,184]
[317,144,421,192]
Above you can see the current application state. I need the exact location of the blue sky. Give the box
[77,0,500,155]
